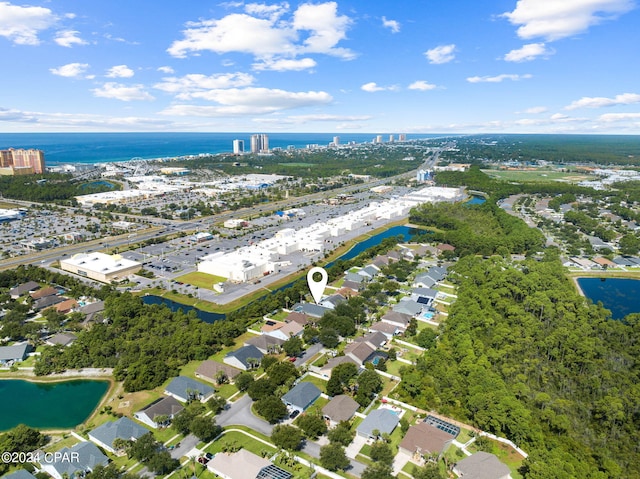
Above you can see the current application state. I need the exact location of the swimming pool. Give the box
[421,311,434,320]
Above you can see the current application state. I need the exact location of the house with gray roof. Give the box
[322,395,359,427]
[9,281,40,299]
[413,272,437,289]
[412,287,438,300]
[453,451,511,479]
[88,417,150,454]
[225,344,265,370]
[319,293,347,310]
[4,470,37,479]
[134,396,184,429]
[33,295,65,311]
[358,265,380,280]
[0,343,32,366]
[46,332,77,347]
[344,272,364,283]
[342,280,362,292]
[381,311,412,328]
[282,382,321,413]
[399,422,453,459]
[292,302,330,318]
[79,300,105,322]
[318,355,360,378]
[356,408,400,439]
[40,441,109,479]
[344,341,375,366]
[165,376,215,403]
[392,299,423,317]
[369,321,401,339]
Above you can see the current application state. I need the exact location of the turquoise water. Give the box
[577,277,640,320]
[421,311,434,320]
[466,196,486,205]
[0,379,109,431]
[0,132,438,165]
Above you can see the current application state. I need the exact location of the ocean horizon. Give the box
[0,132,444,165]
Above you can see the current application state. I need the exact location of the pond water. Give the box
[0,379,109,431]
[142,295,225,323]
[577,277,640,320]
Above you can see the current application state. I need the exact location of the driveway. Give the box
[302,437,366,477]
[294,342,323,367]
[216,394,274,436]
[169,433,200,460]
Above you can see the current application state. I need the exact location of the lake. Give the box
[0,379,109,431]
[577,277,640,320]
[144,224,424,321]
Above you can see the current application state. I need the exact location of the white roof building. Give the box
[60,252,141,283]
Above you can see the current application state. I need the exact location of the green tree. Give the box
[319,443,350,471]
[283,336,304,357]
[271,424,304,450]
[267,361,299,386]
[190,416,222,442]
[235,371,254,391]
[254,396,288,423]
[369,440,394,466]
[248,377,276,400]
[361,463,395,479]
[206,395,227,415]
[327,421,355,446]
[296,413,327,439]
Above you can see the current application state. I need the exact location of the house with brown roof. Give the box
[593,256,616,268]
[265,320,304,341]
[381,311,412,329]
[30,286,58,300]
[322,395,359,427]
[399,422,454,460]
[244,335,285,355]
[344,341,376,366]
[134,396,184,429]
[285,311,311,326]
[55,298,78,314]
[453,451,511,479]
[319,355,359,378]
[369,321,401,339]
[195,360,241,384]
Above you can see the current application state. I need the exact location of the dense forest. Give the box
[0,174,117,203]
[439,135,640,166]
[397,252,640,476]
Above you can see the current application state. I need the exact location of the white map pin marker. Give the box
[307,266,328,304]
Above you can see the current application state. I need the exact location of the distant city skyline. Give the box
[1,0,639,134]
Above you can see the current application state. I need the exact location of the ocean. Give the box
[0,132,441,165]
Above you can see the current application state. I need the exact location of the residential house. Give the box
[399,422,454,459]
[30,286,58,300]
[281,382,321,413]
[40,442,109,479]
[372,255,390,269]
[344,341,376,366]
[33,295,65,311]
[134,396,184,429]
[318,355,360,378]
[341,280,362,292]
[344,272,365,284]
[392,299,423,317]
[4,470,37,479]
[413,272,437,289]
[453,451,512,479]
[224,344,265,370]
[79,300,105,322]
[207,449,292,479]
[55,298,78,314]
[411,287,438,301]
[265,320,304,341]
[164,376,215,403]
[88,417,150,454]
[381,311,412,329]
[46,332,77,347]
[435,244,455,255]
[285,311,311,326]
[292,302,330,318]
[356,409,400,439]
[9,281,40,299]
[322,395,359,427]
[319,293,347,310]
[358,265,380,280]
[0,343,32,366]
[369,321,401,339]
[243,336,281,356]
[195,360,241,384]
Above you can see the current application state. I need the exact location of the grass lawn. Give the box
[205,430,276,457]
[456,428,474,445]
[176,271,227,290]
[383,359,406,377]
[481,169,591,183]
[300,374,328,391]
[44,434,81,452]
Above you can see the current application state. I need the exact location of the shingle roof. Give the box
[33,295,64,311]
[136,396,184,422]
[392,300,423,316]
[292,302,330,318]
[0,343,32,362]
[282,382,321,410]
[196,360,241,382]
[42,441,109,476]
[165,376,215,401]
[454,451,511,479]
[4,470,37,479]
[89,417,149,449]
[399,422,453,456]
[9,281,40,297]
[357,409,400,437]
[30,286,58,300]
[225,344,265,368]
[322,395,359,422]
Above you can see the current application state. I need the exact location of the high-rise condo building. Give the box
[250,134,269,153]
[333,136,340,146]
[399,133,407,142]
[233,139,245,155]
[0,148,45,175]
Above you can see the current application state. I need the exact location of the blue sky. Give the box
[1,0,639,134]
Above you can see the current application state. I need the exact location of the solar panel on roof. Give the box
[424,415,460,438]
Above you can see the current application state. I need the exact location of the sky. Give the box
[1,0,640,134]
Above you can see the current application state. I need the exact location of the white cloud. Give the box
[252,57,317,71]
[50,62,90,78]
[254,113,372,125]
[382,16,400,33]
[361,82,399,92]
[0,2,57,45]
[106,65,135,78]
[424,44,456,64]
[154,72,255,98]
[565,92,640,109]
[523,106,548,114]
[467,73,532,83]
[504,43,552,62]
[54,29,87,47]
[157,66,175,74]
[167,2,354,64]
[92,83,155,101]
[502,0,635,41]
[408,80,437,91]
[599,112,640,121]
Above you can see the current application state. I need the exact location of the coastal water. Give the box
[577,277,640,320]
[144,225,422,321]
[0,379,109,430]
[0,132,438,165]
